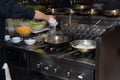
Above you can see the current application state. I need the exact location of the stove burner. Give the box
[63,50,95,60]
[72,52,95,59]
[43,46,69,54]
[37,43,95,60]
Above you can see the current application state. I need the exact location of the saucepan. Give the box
[74,4,91,11]
[70,40,96,54]
[65,8,76,14]
[88,8,98,16]
[47,8,64,14]
[104,9,120,17]
[44,35,71,46]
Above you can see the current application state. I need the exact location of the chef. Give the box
[0,0,58,79]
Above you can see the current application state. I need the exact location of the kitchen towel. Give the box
[48,18,58,27]
[2,63,12,80]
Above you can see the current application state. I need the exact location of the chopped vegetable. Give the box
[16,26,32,37]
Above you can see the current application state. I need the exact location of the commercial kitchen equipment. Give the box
[3,16,120,80]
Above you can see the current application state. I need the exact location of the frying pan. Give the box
[74,4,91,11]
[65,8,76,14]
[104,9,120,17]
[70,40,96,54]
[44,35,71,46]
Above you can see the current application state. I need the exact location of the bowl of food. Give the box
[24,38,36,46]
[70,40,96,54]
[29,21,47,33]
[16,26,32,37]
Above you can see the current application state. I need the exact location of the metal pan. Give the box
[74,4,91,11]
[44,35,71,46]
[65,8,76,14]
[70,40,96,54]
[104,9,120,17]
[88,8,98,16]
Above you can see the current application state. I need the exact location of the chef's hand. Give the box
[48,16,58,27]
[34,10,58,26]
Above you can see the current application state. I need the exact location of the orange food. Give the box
[16,26,32,37]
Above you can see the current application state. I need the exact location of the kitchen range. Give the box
[3,16,120,80]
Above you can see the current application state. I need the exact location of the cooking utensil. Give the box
[65,8,76,14]
[74,4,91,11]
[44,35,71,46]
[104,9,120,17]
[70,40,96,54]
[88,8,98,16]
[47,8,64,14]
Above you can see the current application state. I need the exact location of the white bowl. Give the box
[11,37,23,43]
[24,38,36,46]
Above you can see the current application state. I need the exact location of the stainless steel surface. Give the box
[93,19,102,26]
[61,16,118,39]
[68,14,72,26]
[5,16,120,80]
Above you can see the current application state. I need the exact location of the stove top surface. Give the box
[32,43,96,66]
[5,41,95,66]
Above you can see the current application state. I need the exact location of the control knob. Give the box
[36,62,43,69]
[66,71,71,77]
[53,68,58,73]
[44,66,49,70]
[78,74,84,80]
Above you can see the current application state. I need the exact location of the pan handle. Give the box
[107,20,118,29]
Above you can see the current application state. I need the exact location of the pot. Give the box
[70,40,96,54]
[44,35,71,46]
[47,8,64,14]
[104,9,120,17]
[88,8,98,16]
[74,4,91,11]
[65,8,76,14]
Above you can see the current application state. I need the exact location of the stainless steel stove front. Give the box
[30,51,95,80]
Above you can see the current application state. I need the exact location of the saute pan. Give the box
[74,4,91,11]
[44,35,71,46]
[70,40,96,54]
[104,9,120,17]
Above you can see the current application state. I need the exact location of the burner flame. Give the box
[50,47,55,51]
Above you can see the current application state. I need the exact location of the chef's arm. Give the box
[34,10,58,26]
[0,0,57,26]
[0,0,34,19]
[0,0,54,21]
[34,10,53,21]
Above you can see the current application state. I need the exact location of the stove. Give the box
[29,42,95,80]
[38,43,95,60]
[4,16,120,80]
[29,16,120,80]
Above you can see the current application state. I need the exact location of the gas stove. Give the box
[33,43,95,64]
[29,43,95,80]
[4,15,120,80]
[29,16,120,80]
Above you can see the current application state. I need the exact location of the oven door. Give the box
[4,46,29,69]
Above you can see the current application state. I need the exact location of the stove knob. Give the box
[36,63,43,69]
[66,71,71,77]
[53,68,57,73]
[44,66,49,70]
[77,74,84,80]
